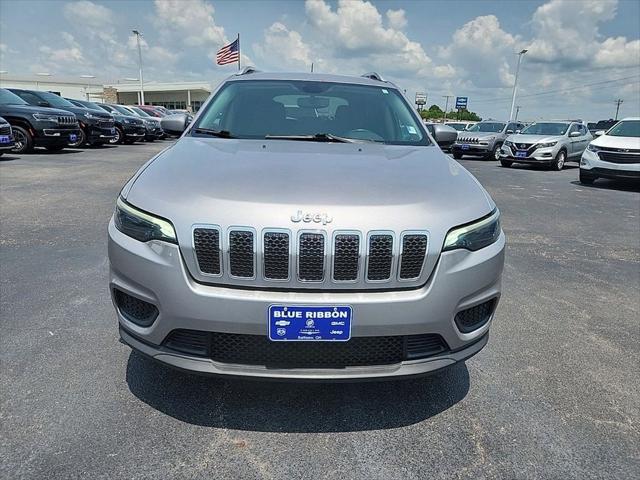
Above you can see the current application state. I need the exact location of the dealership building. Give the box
[0,75,212,111]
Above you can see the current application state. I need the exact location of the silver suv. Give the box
[499,121,592,170]
[452,120,525,160]
[108,71,505,380]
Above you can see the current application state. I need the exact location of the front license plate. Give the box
[516,150,527,158]
[461,144,470,150]
[0,135,10,144]
[69,134,77,142]
[268,305,352,341]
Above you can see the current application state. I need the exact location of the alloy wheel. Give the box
[13,130,26,152]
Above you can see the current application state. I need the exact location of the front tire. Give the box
[452,151,463,160]
[109,126,123,144]
[11,126,34,154]
[500,159,513,168]
[550,150,566,171]
[579,169,596,185]
[68,128,86,148]
[488,143,502,161]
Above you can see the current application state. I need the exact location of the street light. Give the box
[80,75,96,100]
[509,49,528,121]
[132,30,145,104]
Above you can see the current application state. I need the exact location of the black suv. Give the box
[0,116,16,156]
[8,89,116,147]
[0,88,80,153]
[69,101,146,144]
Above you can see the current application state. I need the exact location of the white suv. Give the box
[580,118,640,184]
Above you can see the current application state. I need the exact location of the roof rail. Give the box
[237,66,260,76]
[361,72,384,82]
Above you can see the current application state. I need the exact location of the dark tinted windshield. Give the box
[129,106,150,117]
[32,91,76,108]
[607,120,640,137]
[521,122,569,136]
[193,80,429,145]
[111,105,133,116]
[467,122,506,133]
[446,123,468,131]
[0,89,28,105]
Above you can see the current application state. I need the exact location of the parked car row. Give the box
[0,87,177,154]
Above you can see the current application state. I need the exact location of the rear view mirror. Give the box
[161,113,189,135]
[506,130,514,134]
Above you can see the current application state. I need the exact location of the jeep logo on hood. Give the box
[291,210,333,225]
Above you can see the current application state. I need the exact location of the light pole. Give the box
[132,30,145,104]
[442,95,453,122]
[515,105,521,121]
[509,49,528,121]
[614,99,623,120]
[80,74,95,100]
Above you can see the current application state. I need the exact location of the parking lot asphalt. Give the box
[1,142,639,480]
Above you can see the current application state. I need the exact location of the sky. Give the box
[0,0,639,121]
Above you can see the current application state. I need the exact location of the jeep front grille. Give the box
[190,227,429,289]
[58,115,76,126]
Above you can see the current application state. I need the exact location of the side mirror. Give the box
[160,113,189,135]
[38,101,50,107]
[594,130,605,137]
[569,131,581,137]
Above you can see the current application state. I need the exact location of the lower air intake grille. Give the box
[333,234,360,281]
[367,234,393,280]
[163,330,449,367]
[263,232,290,280]
[229,230,254,277]
[399,234,428,279]
[114,289,158,327]
[193,228,221,275]
[455,299,496,333]
[298,233,325,281]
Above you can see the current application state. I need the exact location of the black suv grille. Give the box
[57,115,76,126]
[229,230,254,278]
[163,330,449,367]
[298,233,325,281]
[113,289,158,327]
[399,234,428,279]
[333,234,360,281]
[455,299,496,333]
[194,228,221,275]
[367,234,393,280]
[263,232,290,280]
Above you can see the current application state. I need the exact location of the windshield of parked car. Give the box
[467,122,506,133]
[521,122,569,136]
[108,105,132,116]
[193,80,429,145]
[128,106,151,117]
[0,89,28,105]
[606,120,640,137]
[446,123,467,131]
[32,91,77,108]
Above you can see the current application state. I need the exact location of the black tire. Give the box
[110,126,124,144]
[452,151,463,160]
[500,159,513,168]
[11,126,34,154]
[488,143,502,161]
[549,149,567,171]
[579,169,596,185]
[45,145,65,152]
[68,128,86,148]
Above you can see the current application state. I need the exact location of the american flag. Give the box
[216,37,239,66]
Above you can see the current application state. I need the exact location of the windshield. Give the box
[129,106,150,117]
[111,105,133,116]
[193,80,429,145]
[446,123,467,131]
[35,91,77,108]
[607,120,640,137]
[521,122,569,136]
[0,89,28,105]
[467,122,506,133]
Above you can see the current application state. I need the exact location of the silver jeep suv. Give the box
[452,120,525,161]
[108,71,505,380]
[499,121,592,170]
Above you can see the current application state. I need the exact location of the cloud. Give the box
[153,0,226,48]
[254,23,312,69]
[593,37,640,68]
[386,9,407,30]
[63,0,114,27]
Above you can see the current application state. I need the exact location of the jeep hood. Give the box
[126,136,495,237]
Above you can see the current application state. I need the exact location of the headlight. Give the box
[504,140,513,147]
[537,141,557,148]
[32,113,59,122]
[114,197,177,244]
[122,118,132,124]
[443,209,501,252]
[587,144,599,152]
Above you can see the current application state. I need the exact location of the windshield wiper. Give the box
[193,128,235,138]
[265,133,358,143]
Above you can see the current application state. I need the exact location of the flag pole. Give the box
[237,33,241,71]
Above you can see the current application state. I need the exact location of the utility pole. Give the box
[442,95,453,122]
[515,105,521,121]
[132,30,145,105]
[509,49,528,121]
[614,99,623,120]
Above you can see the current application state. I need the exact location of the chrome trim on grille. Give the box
[398,230,429,282]
[192,224,223,277]
[296,230,327,283]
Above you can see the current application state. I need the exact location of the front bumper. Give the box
[122,124,146,138]
[108,220,505,379]
[86,123,117,142]
[580,149,640,180]
[35,127,81,147]
[499,145,557,163]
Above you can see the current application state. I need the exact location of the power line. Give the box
[471,74,640,104]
